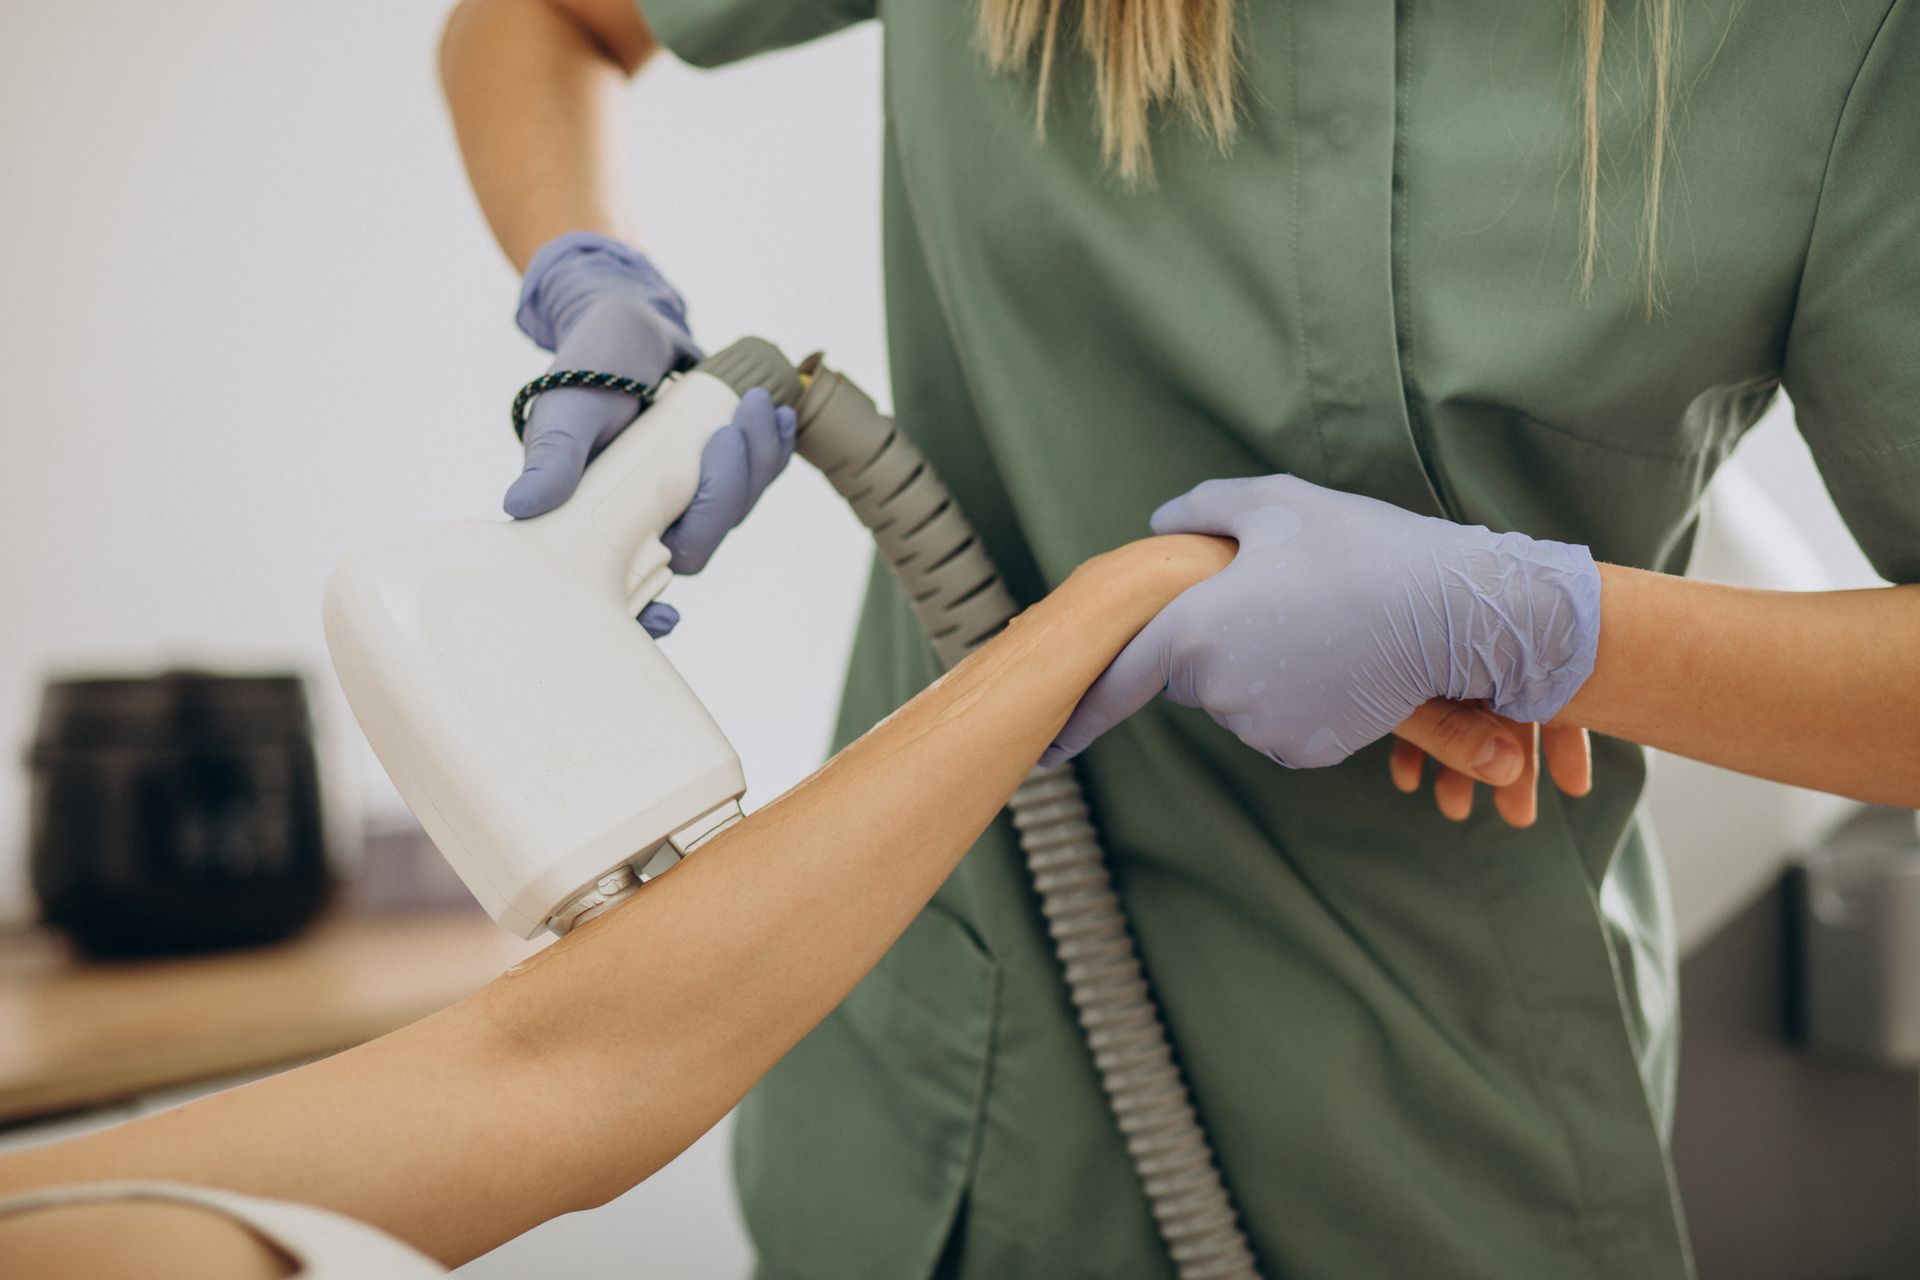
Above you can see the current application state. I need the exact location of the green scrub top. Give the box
[638,2,1920,1276]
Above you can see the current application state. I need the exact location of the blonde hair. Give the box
[980,0,1678,308]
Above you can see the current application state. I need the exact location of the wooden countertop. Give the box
[0,911,539,1127]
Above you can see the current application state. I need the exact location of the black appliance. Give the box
[26,671,331,956]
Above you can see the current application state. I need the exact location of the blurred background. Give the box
[0,3,1911,1277]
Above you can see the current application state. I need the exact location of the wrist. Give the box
[1069,535,1234,621]
[515,230,690,351]
[1480,535,1603,723]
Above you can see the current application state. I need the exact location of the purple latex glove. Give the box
[508,232,795,638]
[1042,475,1601,769]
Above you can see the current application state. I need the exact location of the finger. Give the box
[1491,722,1541,828]
[1146,476,1270,536]
[1039,611,1176,768]
[660,422,753,574]
[637,601,680,638]
[1389,739,1426,793]
[761,404,799,505]
[1543,723,1592,796]
[1433,767,1476,821]
[733,389,790,505]
[504,414,597,520]
[504,381,647,517]
[1391,698,1525,786]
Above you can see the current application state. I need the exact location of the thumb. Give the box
[1147,476,1274,537]
[504,413,594,518]
[1392,699,1527,786]
[504,383,637,518]
[1039,611,1177,768]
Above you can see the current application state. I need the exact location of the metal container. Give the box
[1794,806,1920,1065]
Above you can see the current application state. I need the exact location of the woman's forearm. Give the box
[440,0,657,269]
[0,536,1232,1267]
[1558,566,1920,806]
[476,537,1233,1210]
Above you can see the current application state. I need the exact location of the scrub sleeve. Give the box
[1780,0,1920,586]
[633,2,1914,1278]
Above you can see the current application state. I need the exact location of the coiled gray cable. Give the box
[698,339,1261,1280]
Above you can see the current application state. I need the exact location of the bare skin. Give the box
[1559,566,1920,806]
[0,532,1579,1277]
[0,533,1624,1275]
[1398,568,1920,817]
[0,537,1237,1273]
[439,0,658,271]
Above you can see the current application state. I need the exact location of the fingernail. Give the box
[503,476,552,520]
[1473,738,1524,785]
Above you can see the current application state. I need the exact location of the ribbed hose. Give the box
[697,339,1262,1280]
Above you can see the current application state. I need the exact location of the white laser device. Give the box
[322,356,784,937]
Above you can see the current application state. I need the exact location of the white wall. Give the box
[0,1,887,919]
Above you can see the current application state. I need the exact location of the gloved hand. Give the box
[1042,474,1601,769]
[507,231,796,637]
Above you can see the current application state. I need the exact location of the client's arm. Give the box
[0,535,1233,1273]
